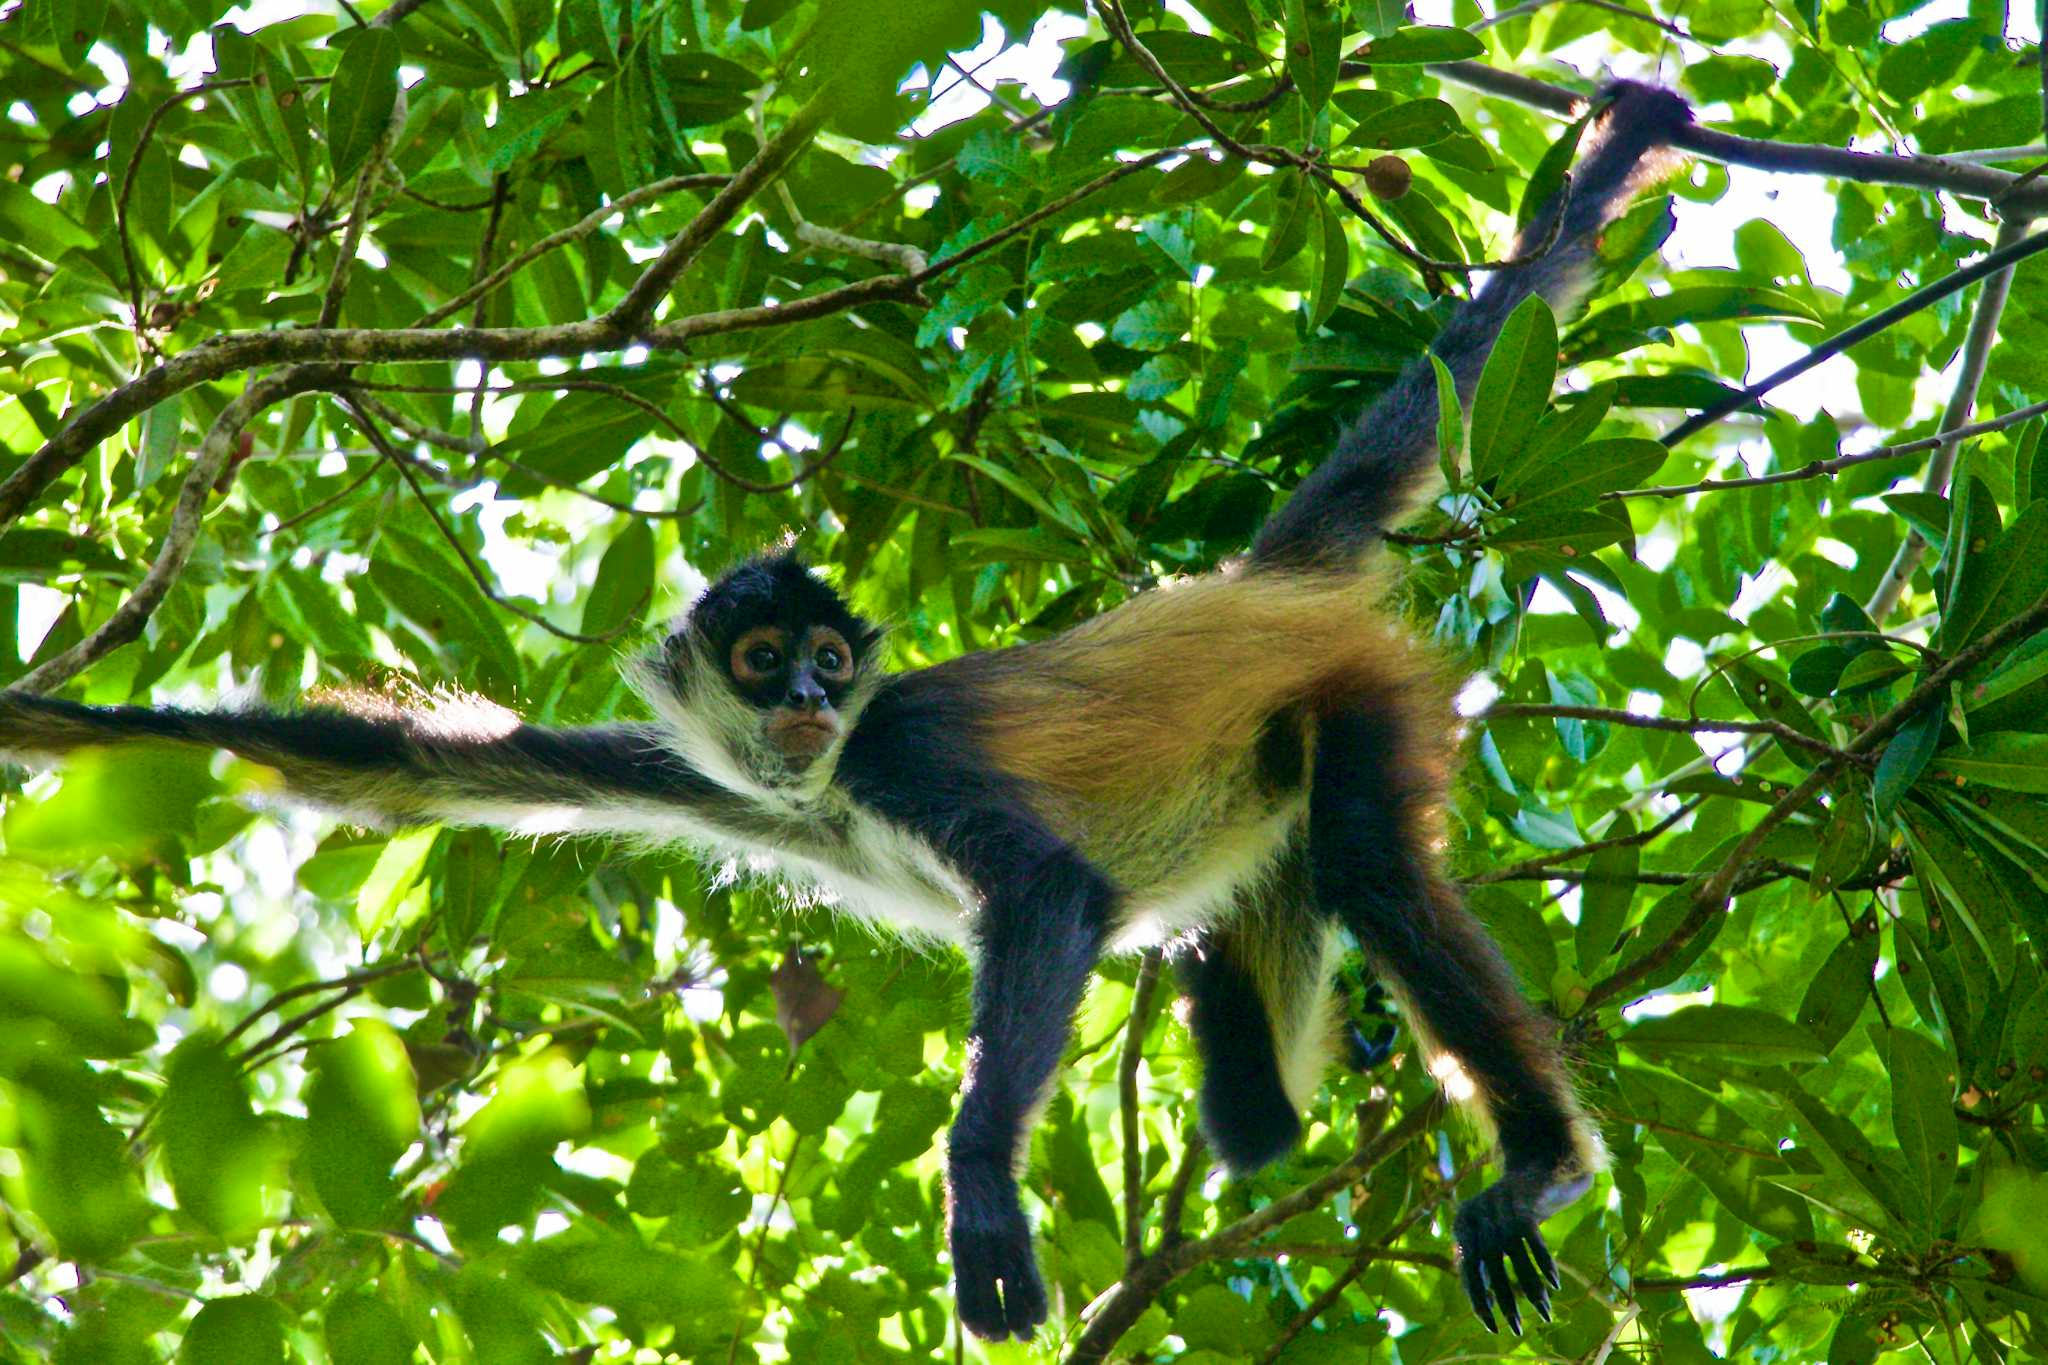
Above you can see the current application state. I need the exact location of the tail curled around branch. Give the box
[1250,81,1693,569]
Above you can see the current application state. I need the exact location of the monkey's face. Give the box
[727,620,858,764]
[671,550,879,774]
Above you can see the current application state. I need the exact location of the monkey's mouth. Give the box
[767,714,839,763]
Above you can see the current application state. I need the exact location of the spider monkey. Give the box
[0,84,1690,1340]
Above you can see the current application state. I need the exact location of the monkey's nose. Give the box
[787,674,828,711]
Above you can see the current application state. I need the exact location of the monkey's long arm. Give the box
[0,693,776,841]
[1252,81,1693,567]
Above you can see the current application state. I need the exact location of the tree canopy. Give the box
[2,0,2047,1361]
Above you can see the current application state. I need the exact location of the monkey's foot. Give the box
[947,1162,1047,1341]
[1452,1172,1589,1333]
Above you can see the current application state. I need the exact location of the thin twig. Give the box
[1481,702,1854,763]
[608,89,833,328]
[1663,223,2048,448]
[1609,398,2048,500]
[416,174,731,327]
[1865,215,2032,621]
[1119,950,1164,1269]
[342,397,643,644]
[1467,795,1701,885]
[10,366,337,693]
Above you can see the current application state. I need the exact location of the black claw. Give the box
[1462,1256,1497,1333]
[1509,1238,1552,1322]
[1492,1255,1521,1334]
[1531,1232,1561,1292]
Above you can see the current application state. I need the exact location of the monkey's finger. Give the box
[1462,1254,1498,1333]
[1508,1238,1552,1323]
[1489,1254,1522,1334]
[1528,1231,1562,1292]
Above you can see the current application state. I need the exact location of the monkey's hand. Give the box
[1453,1169,1591,1333]
[947,1159,1047,1340]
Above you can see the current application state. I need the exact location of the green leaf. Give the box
[355,827,439,942]
[1883,490,1951,549]
[1873,695,1943,818]
[1797,929,1878,1054]
[160,1035,279,1237]
[1575,813,1637,969]
[1352,25,1484,64]
[1811,790,1873,895]
[1928,732,2048,792]
[1431,354,1463,485]
[582,519,654,635]
[1281,0,1343,114]
[326,26,400,184]
[1346,98,1462,150]
[1789,644,1850,697]
[1937,474,2000,626]
[306,1021,422,1229]
[482,86,580,173]
[1518,108,1590,233]
[1469,294,1558,484]
[1260,170,1314,272]
[325,1291,417,1365]
[1836,648,1911,693]
[1108,295,1187,351]
[0,179,98,258]
[658,52,762,127]
[497,388,658,488]
[1887,1026,1958,1231]
[1497,436,1667,515]
[1721,657,1830,767]
[1942,501,2048,651]
[179,1296,287,1365]
[1783,1088,1913,1235]
[1966,628,2048,709]
[1623,1004,1828,1064]
[1308,196,1348,331]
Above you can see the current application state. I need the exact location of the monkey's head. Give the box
[657,551,881,777]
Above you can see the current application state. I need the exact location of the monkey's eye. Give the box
[815,644,843,672]
[746,645,782,673]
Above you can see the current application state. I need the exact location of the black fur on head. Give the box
[666,550,882,698]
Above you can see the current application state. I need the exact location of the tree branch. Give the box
[1660,224,2048,448]
[9,366,340,694]
[416,173,731,327]
[1466,795,1702,886]
[1583,589,2048,1013]
[606,88,833,329]
[1068,1096,1430,1362]
[1864,214,2033,621]
[1607,398,2048,501]
[1481,702,1855,763]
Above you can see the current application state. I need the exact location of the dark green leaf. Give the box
[1928,732,2048,792]
[1353,25,1484,64]
[1469,295,1558,483]
[1887,1026,1957,1230]
[326,26,400,184]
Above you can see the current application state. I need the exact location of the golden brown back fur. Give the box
[928,565,1452,880]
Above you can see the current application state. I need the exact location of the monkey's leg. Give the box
[1307,707,1600,1335]
[1177,854,1340,1172]
[944,819,1114,1341]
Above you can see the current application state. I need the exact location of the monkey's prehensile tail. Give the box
[1250,81,1692,569]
